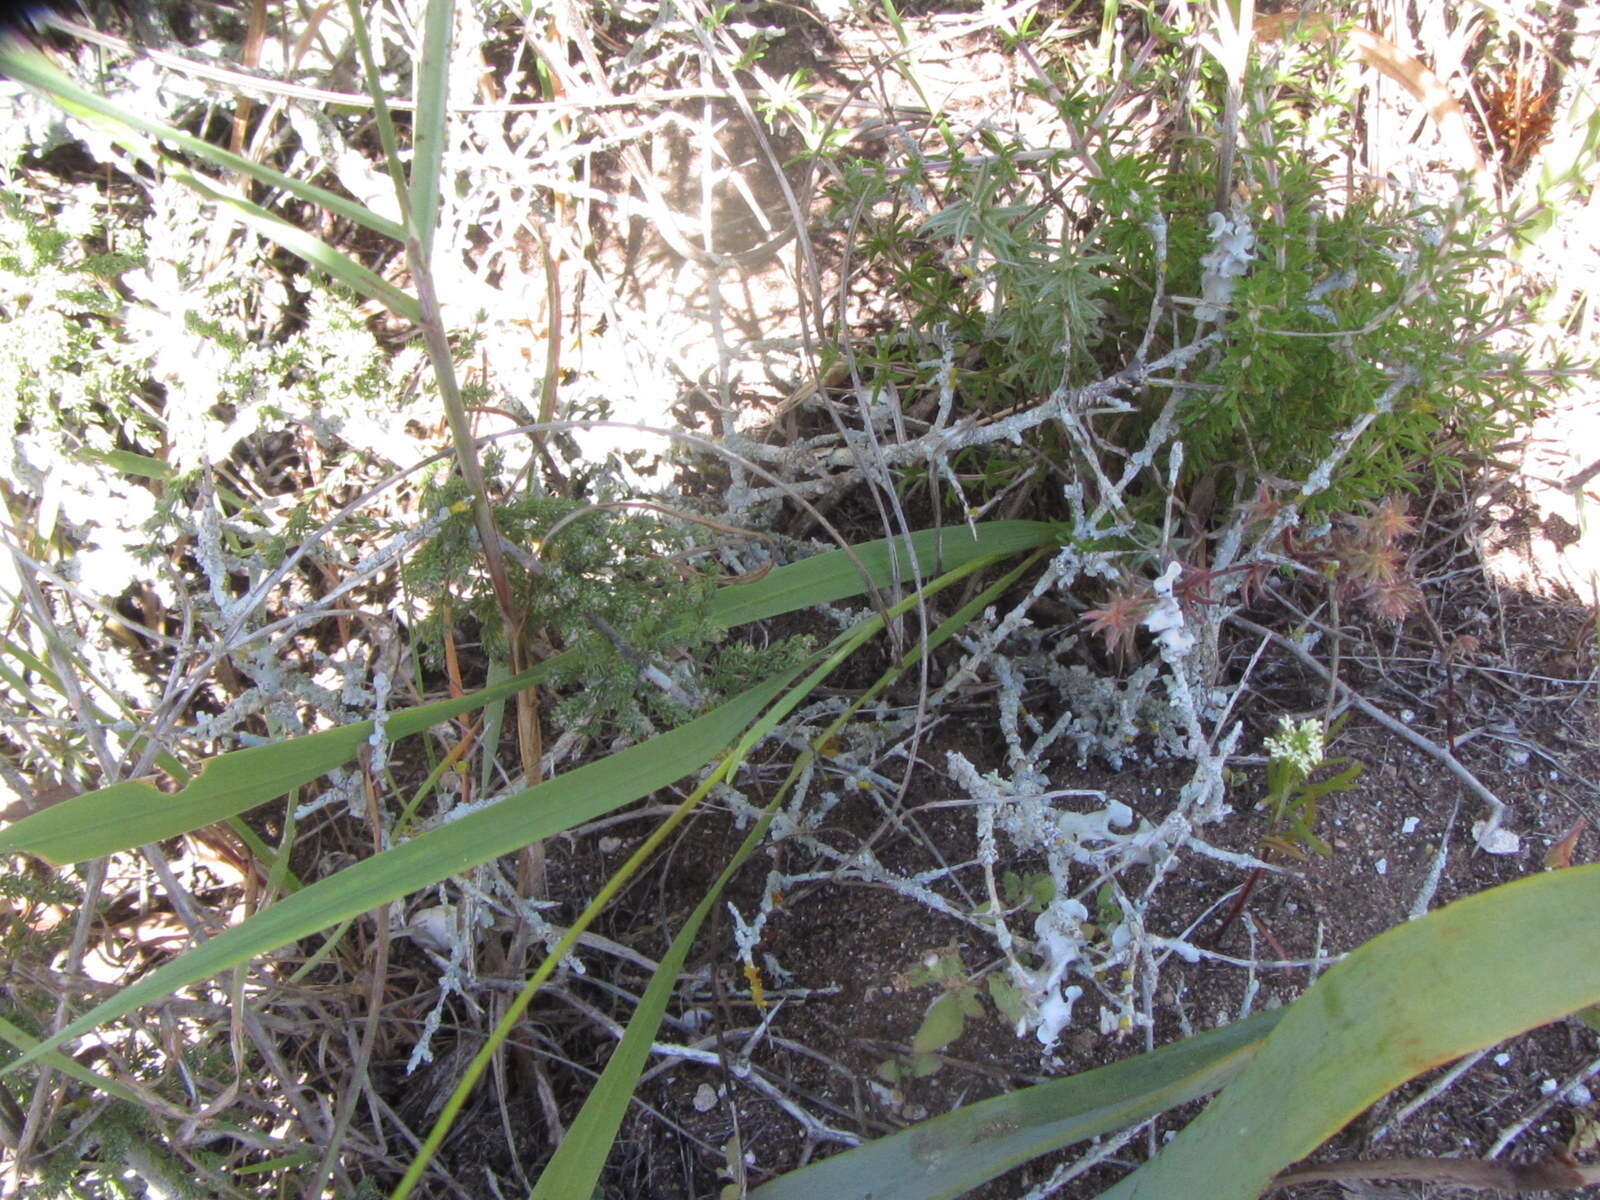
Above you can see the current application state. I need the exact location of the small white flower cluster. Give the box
[1264,716,1326,776]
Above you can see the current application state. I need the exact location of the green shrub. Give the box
[827,56,1549,523]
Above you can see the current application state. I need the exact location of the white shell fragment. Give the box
[1472,821,1522,855]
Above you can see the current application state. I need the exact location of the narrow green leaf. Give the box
[176,165,421,321]
[0,1015,144,1106]
[526,807,776,1200]
[518,626,884,1200]
[0,659,561,864]
[343,0,413,227]
[80,448,171,480]
[400,602,895,1198]
[750,1011,1280,1200]
[0,44,406,243]
[0,664,808,1078]
[1,523,1055,866]
[409,0,455,258]
[476,659,510,802]
[709,521,1059,627]
[1294,760,1363,805]
[1097,865,1600,1200]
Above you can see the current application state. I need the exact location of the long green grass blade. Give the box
[0,664,810,1078]
[342,0,412,227]
[527,797,777,1200]
[395,546,1044,1196]
[712,521,1059,626]
[752,1011,1280,1200]
[0,43,406,243]
[1096,864,1600,1199]
[175,163,421,321]
[0,1015,144,1106]
[409,0,455,257]
[0,523,1058,866]
[80,448,171,480]
[0,660,560,864]
[0,43,418,320]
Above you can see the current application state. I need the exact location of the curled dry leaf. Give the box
[1544,818,1588,870]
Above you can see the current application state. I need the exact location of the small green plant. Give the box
[1258,715,1363,860]
[758,867,1600,1200]
[1003,868,1056,915]
[404,481,813,736]
[0,190,147,476]
[880,942,988,1081]
[2,1,1590,1196]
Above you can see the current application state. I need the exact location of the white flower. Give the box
[1263,716,1325,774]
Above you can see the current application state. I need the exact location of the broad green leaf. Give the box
[750,1011,1280,1200]
[907,1052,943,1078]
[0,661,811,1078]
[913,993,968,1054]
[987,973,1024,1025]
[1097,864,1600,1200]
[1577,1003,1600,1037]
[755,868,1600,1200]
[409,0,454,257]
[0,522,1057,865]
[0,44,406,243]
